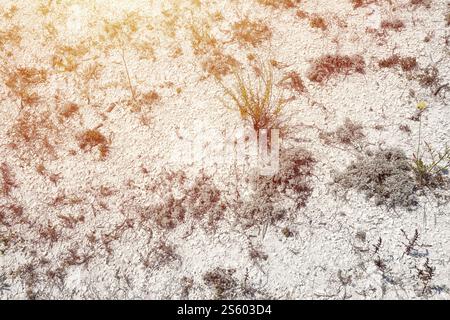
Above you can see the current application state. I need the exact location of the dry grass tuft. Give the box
[52,44,89,73]
[378,55,401,69]
[220,63,287,132]
[4,67,48,105]
[2,5,18,19]
[0,26,22,49]
[190,23,219,56]
[63,246,93,267]
[232,18,272,47]
[202,50,240,79]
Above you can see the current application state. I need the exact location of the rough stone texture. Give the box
[0,0,449,300]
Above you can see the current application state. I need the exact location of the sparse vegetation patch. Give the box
[231,18,272,47]
[307,54,365,83]
[78,129,110,160]
[379,55,418,72]
[257,0,300,9]
[334,149,418,209]
[320,118,365,147]
[0,0,449,301]
[239,147,316,229]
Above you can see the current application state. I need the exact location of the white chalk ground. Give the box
[0,0,449,299]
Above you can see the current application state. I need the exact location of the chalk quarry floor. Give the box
[0,0,449,299]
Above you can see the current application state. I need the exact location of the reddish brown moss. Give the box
[378,55,417,72]
[257,0,300,9]
[309,15,328,31]
[381,19,405,31]
[59,103,79,119]
[1,163,17,196]
[308,54,365,83]
[78,129,110,160]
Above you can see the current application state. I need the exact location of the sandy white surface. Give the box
[0,0,449,299]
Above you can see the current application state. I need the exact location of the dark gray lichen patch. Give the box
[320,118,365,146]
[203,267,238,299]
[334,148,418,209]
[238,147,316,229]
[144,171,226,231]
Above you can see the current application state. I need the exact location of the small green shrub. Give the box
[411,102,450,186]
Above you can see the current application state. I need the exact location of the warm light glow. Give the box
[66,4,89,35]
[56,0,204,40]
[1,0,448,301]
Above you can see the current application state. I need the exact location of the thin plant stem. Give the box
[120,48,136,102]
[417,113,422,161]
